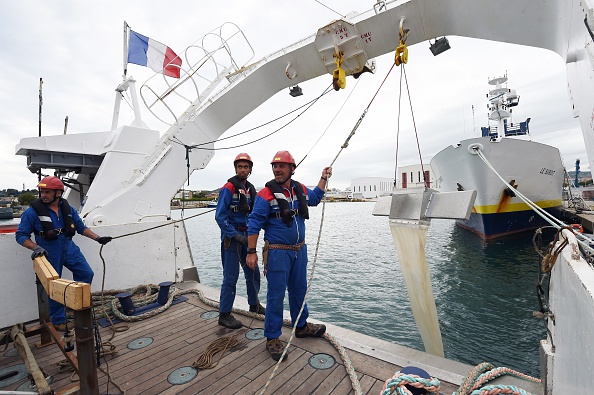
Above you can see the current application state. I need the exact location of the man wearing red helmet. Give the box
[15,176,112,332]
[215,153,265,329]
[246,150,332,361]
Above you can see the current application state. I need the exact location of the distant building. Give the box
[325,188,350,199]
[174,190,194,199]
[350,177,393,199]
[395,164,439,189]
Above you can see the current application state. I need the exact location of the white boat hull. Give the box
[431,137,564,238]
[542,230,594,394]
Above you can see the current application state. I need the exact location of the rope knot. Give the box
[381,371,441,395]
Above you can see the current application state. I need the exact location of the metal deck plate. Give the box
[3,348,18,357]
[308,353,335,370]
[245,328,265,340]
[127,337,154,350]
[167,366,198,385]
[201,311,219,319]
[0,364,28,387]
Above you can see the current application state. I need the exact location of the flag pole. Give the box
[123,21,129,78]
[38,78,43,183]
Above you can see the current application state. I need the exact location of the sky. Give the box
[0,0,587,192]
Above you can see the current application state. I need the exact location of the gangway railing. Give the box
[139,22,255,126]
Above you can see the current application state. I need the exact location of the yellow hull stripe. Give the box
[473,199,562,215]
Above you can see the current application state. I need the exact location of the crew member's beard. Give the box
[275,175,290,185]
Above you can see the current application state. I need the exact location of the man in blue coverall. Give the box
[215,153,265,329]
[245,150,332,361]
[15,176,112,331]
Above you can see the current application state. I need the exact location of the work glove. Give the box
[95,236,112,245]
[232,234,248,245]
[31,245,48,260]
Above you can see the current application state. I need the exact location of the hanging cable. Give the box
[328,62,396,168]
[296,77,363,168]
[394,65,404,189]
[402,65,428,185]
[169,85,333,151]
[393,64,426,188]
[313,0,345,18]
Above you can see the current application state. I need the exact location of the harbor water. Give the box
[176,201,546,378]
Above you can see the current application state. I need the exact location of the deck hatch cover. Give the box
[309,353,335,370]
[168,366,198,385]
[3,348,18,357]
[201,311,219,319]
[245,328,265,340]
[127,337,154,350]
[0,363,28,388]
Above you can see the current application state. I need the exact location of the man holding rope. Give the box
[246,150,331,361]
[215,153,265,329]
[15,176,112,331]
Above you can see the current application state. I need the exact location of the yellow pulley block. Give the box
[333,52,346,91]
[395,42,408,66]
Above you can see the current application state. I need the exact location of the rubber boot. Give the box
[249,303,266,315]
[218,312,242,329]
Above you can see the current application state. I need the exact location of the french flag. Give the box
[127,30,182,78]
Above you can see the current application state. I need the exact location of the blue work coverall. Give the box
[215,182,261,313]
[247,181,325,339]
[15,201,94,325]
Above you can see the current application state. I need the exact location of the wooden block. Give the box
[49,278,91,310]
[33,256,59,293]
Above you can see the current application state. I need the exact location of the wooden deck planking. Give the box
[177,341,279,394]
[366,379,387,395]
[310,365,348,394]
[359,374,379,394]
[256,350,316,394]
[292,364,338,394]
[96,308,214,386]
[0,292,457,394]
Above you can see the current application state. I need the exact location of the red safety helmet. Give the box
[233,153,253,167]
[37,176,65,191]
[270,150,296,167]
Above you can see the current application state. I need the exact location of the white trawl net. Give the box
[389,219,444,357]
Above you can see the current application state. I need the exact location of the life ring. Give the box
[569,224,584,233]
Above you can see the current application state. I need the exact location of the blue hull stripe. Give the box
[456,208,562,239]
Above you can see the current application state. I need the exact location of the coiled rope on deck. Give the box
[381,362,541,395]
[453,362,540,395]
[192,329,247,370]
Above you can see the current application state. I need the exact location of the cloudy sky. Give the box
[0,0,587,192]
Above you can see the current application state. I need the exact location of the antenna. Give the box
[38,78,43,183]
[472,105,476,136]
